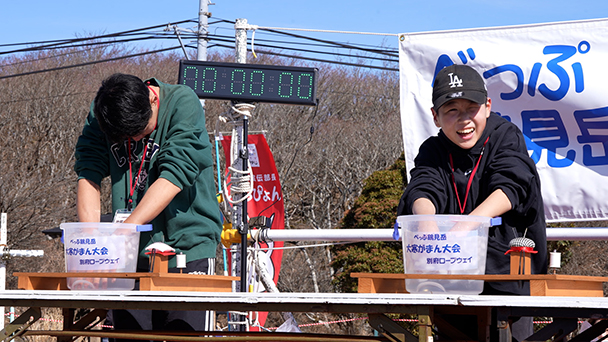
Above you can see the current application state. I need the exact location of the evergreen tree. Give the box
[332,154,406,293]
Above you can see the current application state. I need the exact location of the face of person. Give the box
[130,87,159,141]
[432,98,492,150]
[131,117,156,141]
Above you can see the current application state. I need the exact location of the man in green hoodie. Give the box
[75,73,222,339]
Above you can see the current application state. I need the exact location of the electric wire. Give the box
[201,35,398,63]
[204,44,398,71]
[0,18,400,81]
[211,17,397,56]
[0,19,196,53]
[0,45,182,80]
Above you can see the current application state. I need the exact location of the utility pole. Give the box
[197,0,210,62]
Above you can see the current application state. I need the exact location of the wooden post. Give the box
[149,253,171,273]
[509,251,532,275]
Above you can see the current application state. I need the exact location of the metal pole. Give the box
[251,227,608,242]
[197,0,209,62]
[0,213,7,331]
[233,18,249,295]
[234,18,250,332]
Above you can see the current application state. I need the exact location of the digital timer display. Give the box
[178,60,318,106]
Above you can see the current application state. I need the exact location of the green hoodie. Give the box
[74,78,221,269]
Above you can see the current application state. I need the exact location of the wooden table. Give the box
[2,290,608,342]
[351,272,608,341]
[8,254,240,342]
[352,272,608,297]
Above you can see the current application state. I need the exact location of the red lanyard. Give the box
[127,139,149,210]
[126,85,159,210]
[449,136,489,214]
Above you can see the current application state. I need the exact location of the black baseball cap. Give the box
[432,64,487,111]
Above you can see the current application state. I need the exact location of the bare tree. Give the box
[1,46,402,335]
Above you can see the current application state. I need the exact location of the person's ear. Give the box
[485,98,492,118]
[431,107,441,128]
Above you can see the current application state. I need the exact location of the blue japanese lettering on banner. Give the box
[433,42,589,101]
[575,106,608,166]
[522,110,575,167]
[432,40,608,167]
[481,42,589,102]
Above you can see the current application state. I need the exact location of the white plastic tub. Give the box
[61,222,152,291]
[398,215,498,295]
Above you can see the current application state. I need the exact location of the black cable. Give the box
[1,18,399,81]
[0,46,181,80]
[201,34,398,63]
[246,30,399,56]
[208,29,399,55]
[1,45,108,67]
[0,19,196,55]
[212,17,397,57]
[0,91,95,105]
[205,44,398,71]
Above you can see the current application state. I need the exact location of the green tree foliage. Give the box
[331,154,406,293]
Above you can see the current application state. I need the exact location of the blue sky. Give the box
[1,0,607,57]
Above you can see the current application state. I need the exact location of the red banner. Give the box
[220,134,285,329]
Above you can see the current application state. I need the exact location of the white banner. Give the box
[398,18,608,223]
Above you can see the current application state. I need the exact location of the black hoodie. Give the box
[398,112,548,295]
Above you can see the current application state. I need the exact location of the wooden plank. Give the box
[531,279,604,297]
[140,275,234,292]
[356,277,374,294]
[351,273,608,282]
[15,272,143,279]
[352,273,608,297]
[17,274,67,290]
[14,272,238,292]
[357,277,407,294]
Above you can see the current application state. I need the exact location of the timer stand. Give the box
[178,19,318,331]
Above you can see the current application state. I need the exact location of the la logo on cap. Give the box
[448,73,463,88]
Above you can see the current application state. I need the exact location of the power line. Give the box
[212,17,396,57]
[0,91,96,105]
[0,46,181,80]
[0,17,401,81]
[0,19,196,55]
[205,44,398,71]
[200,34,398,63]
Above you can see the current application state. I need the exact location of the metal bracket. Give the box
[569,319,608,342]
[0,307,41,341]
[524,317,578,342]
[368,313,417,342]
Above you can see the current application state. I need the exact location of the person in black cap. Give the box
[398,64,547,341]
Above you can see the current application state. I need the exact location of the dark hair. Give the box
[93,73,151,143]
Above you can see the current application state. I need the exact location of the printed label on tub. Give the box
[404,232,482,272]
[65,235,127,271]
